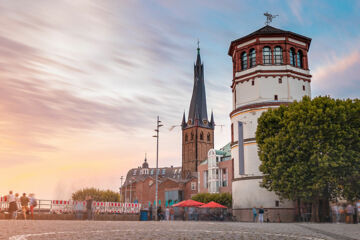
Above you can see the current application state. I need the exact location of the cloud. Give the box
[312,51,360,98]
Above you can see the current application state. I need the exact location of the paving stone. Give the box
[0,220,358,240]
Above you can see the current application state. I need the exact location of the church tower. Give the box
[182,45,215,177]
[229,25,312,221]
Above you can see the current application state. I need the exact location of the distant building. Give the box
[120,158,197,207]
[228,25,312,222]
[198,143,233,194]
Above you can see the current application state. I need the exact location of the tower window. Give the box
[263,47,271,65]
[241,52,247,70]
[185,134,188,142]
[303,85,305,91]
[207,133,211,142]
[274,95,278,100]
[297,50,303,68]
[278,78,282,84]
[191,132,194,140]
[249,49,256,68]
[200,131,204,140]
[274,46,283,65]
[251,80,255,86]
[290,48,296,66]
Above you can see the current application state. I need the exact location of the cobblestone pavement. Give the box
[0,221,359,240]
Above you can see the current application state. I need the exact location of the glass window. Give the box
[207,133,211,142]
[203,170,208,188]
[191,132,194,140]
[161,169,166,175]
[263,47,271,65]
[297,50,303,68]
[221,168,228,187]
[241,52,247,70]
[185,134,188,142]
[191,182,196,190]
[133,169,137,175]
[274,46,283,65]
[290,48,296,66]
[150,169,154,175]
[157,169,160,175]
[249,49,256,67]
[200,131,204,140]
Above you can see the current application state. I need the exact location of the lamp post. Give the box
[152,116,163,221]
[119,176,123,203]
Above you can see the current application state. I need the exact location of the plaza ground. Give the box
[1,221,359,240]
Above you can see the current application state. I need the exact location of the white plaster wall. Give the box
[232,179,294,209]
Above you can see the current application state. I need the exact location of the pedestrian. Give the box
[353,202,358,224]
[165,207,170,221]
[29,194,37,220]
[86,196,93,220]
[258,206,264,223]
[338,204,345,223]
[7,191,17,219]
[157,205,162,221]
[252,206,257,222]
[75,201,83,220]
[356,200,360,223]
[14,193,20,219]
[332,203,340,223]
[170,207,175,221]
[149,204,153,220]
[20,193,30,220]
[345,203,354,224]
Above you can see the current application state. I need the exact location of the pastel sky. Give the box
[0,0,359,199]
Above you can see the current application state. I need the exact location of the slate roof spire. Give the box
[183,43,213,130]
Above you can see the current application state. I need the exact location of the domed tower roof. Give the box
[142,154,149,168]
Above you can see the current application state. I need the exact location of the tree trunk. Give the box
[311,198,320,222]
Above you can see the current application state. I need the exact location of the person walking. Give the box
[165,207,170,221]
[332,203,340,223]
[252,206,257,222]
[345,203,354,224]
[86,196,93,220]
[258,206,264,223]
[29,194,37,220]
[14,193,20,219]
[170,207,175,221]
[20,193,30,220]
[7,191,17,219]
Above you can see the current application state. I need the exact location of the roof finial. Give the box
[264,12,278,25]
[145,152,147,161]
[197,39,200,54]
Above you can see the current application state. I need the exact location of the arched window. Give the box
[289,48,296,66]
[207,133,211,142]
[191,132,194,140]
[274,46,283,65]
[249,49,256,68]
[241,52,247,70]
[263,47,271,65]
[185,134,188,142]
[297,50,303,68]
[200,131,204,140]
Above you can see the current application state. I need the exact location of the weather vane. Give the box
[264,12,278,25]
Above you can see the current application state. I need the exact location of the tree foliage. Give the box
[191,193,232,208]
[72,188,120,202]
[256,96,360,203]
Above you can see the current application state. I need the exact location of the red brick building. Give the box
[120,159,198,207]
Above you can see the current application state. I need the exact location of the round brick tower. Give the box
[228,25,312,222]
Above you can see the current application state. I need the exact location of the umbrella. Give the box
[172,199,204,207]
[199,201,227,209]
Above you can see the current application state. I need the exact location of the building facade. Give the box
[181,46,215,178]
[228,25,312,222]
[120,158,198,207]
[198,143,233,194]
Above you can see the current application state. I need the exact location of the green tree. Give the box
[72,188,120,202]
[256,96,360,222]
[191,193,232,208]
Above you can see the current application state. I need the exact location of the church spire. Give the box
[185,42,213,129]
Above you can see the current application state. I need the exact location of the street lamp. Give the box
[119,176,123,203]
[152,116,163,221]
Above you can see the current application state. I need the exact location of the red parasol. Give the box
[199,201,227,209]
[172,199,204,207]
